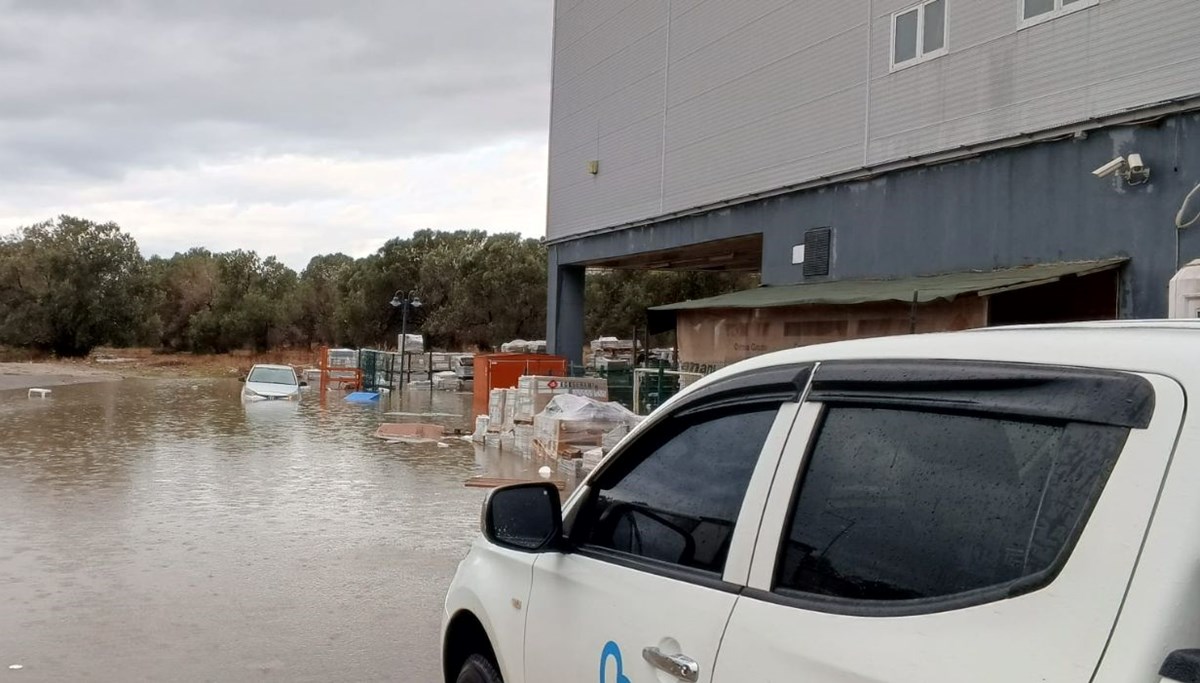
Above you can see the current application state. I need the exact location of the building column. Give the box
[546,247,585,367]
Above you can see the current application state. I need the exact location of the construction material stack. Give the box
[532,394,640,460]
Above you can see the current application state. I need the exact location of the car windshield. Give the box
[247,367,296,385]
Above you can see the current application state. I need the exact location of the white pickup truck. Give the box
[442,321,1200,683]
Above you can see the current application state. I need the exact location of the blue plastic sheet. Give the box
[344,392,381,403]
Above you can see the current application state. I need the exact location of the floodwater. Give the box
[0,379,551,682]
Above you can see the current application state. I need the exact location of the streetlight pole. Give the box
[389,290,421,387]
[400,300,413,383]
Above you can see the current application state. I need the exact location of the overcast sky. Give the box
[0,0,552,268]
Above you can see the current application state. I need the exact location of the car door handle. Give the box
[642,646,700,682]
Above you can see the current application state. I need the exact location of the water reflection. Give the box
[0,380,558,681]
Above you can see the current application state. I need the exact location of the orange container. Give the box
[473,353,568,417]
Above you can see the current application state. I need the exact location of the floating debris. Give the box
[465,476,565,491]
[373,423,445,444]
[27,388,50,399]
[538,466,552,479]
[344,392,381,403]
[8,664,23,670]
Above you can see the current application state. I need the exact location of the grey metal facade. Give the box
[548,0,1200,241]
[545,0,1200,362]
[548,111,1200,360]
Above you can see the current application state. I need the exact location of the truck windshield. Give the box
[247,367,296,385]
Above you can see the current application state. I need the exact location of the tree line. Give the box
[0,216,755,357]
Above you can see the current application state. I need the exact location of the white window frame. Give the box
[890,0,949,72]
[1019,0,1099,30]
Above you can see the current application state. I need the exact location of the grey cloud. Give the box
[0,0,552,182]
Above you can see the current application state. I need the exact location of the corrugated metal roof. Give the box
[650,258,1127,311]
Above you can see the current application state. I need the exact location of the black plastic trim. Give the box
[572,546,743,595]
[810,360,1154,428]
[743,566,1060,618]
[1161,650,1200,682]
[673,364,812,418]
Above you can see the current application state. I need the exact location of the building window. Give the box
[891,0,947,71]
[1021,0,1098,28]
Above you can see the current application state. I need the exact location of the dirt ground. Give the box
[0,348,320,392]
[0,362,124,392]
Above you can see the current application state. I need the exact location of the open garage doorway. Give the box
[987,266,1120,326]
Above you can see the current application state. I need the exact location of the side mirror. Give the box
[298,381,308,387]
[483,482,563,553]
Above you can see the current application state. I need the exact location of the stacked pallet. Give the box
[532,395,641,460]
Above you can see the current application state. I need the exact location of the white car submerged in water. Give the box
[241,364,303,402]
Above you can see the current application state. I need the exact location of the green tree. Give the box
[184,250,298,353]
[295,253,354,347]
[406,232,545,350]
[335,253,393,348]
[0,217,756,358]
[0,216,151,356]
[585,269,758,342]
[147,248,221,351]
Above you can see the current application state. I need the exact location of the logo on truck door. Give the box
[600,641,632,683]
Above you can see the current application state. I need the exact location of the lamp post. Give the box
[390,290,422,385]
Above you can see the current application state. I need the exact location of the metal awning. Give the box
[650,257,1126,315]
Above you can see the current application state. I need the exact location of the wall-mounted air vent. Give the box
[803,227,832,277]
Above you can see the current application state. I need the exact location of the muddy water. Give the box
[0,380,549,682]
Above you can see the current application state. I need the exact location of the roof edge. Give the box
[650,258,1128,312]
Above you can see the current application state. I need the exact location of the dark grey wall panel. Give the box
[552,112,1200,319]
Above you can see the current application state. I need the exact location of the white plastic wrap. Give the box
[532,395,642,459]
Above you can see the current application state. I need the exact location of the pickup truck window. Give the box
[775,406,1129,605]
[576,406,779,574]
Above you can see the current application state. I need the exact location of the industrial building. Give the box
[544,0,1200,370]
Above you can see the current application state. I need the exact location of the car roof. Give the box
[678,320,1200,404]
[249,364,295,371]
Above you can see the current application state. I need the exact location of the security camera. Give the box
[1093,157,1126,178]
[1125,153,1150,184]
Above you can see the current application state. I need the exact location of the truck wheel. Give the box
[456,654,502,683]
